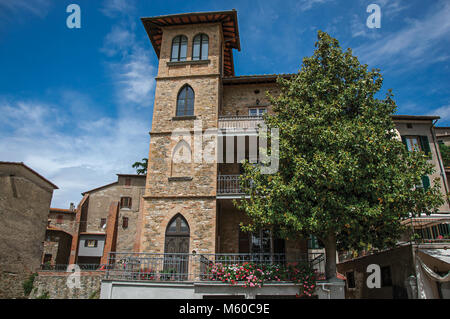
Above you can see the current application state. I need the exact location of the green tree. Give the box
[438,143,450,167]
[132,158,148,175]
[236,31,445,280]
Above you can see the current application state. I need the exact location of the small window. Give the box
[406,123,413,129]
[381,266,392,287]
[402,135,431,158]
[176,85,195,117]
[100,218,107,229]
[122,217,129,229]
[171,35,187,62]
[120,197,132,209]
[192,34,209,60]
[85,239,98,248]
[346,271,355,289]
[125,177,131,186]
[56,215,63,224]
[43,254,52,264]
[249,108,266,116]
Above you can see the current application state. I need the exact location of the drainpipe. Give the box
[430,119,449,204]
[318,283,331,299]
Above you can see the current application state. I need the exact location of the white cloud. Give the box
[431,104,450,122]
[296,0,334,12]
[0,0,51,19]
[100,0,135,18]
[355,1,450,68]
[0,96,150,208]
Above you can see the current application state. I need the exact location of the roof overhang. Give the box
[141,10,240,76]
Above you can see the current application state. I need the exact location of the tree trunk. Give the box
[323,234,337,281]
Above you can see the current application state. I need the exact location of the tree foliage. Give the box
[235,31,445,278]
[132,158,148,175]
[438,143,450,167]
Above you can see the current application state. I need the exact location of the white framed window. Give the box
[249,108,266,116]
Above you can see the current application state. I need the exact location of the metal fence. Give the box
[104,252,325,282]
[39,263,107,272]
[218,116,264,130]
[217,175,244,195]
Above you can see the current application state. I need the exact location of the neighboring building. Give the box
[337,117,450,299]
[41,206,77,268]
[0,161,58,298]
[435,127,450,146]
[68,174,146,267]
[337,244,450,299]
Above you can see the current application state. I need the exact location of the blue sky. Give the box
[0,0,449,208]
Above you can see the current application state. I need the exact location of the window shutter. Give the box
[419,135,432,158]
[421,175,431,189]
[401,136,408,150]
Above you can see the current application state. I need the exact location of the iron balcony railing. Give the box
[217,175,244,195]
[104,252,325,282]
[39,264,108,272]
[218,115,264,130]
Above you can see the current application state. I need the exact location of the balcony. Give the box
[218,115,264,132]
[104,252,325,282]
[217,175,244,197]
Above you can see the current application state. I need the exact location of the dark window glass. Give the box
[192,34,209,60]
[120,197,132,209]
[122,217,129,229]
[166,215,190,235]
[347,271,355,288]
[85,239,98,248]
[171,35,187,62]
[176,85,194,116]
[100,218,107,228]
[381,266,392,287]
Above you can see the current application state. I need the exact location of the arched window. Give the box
[176,85,194,116]
[192,34,209,60]
[164,214,190,279]
[171,35,187,62]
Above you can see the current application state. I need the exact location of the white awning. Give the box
[420,249,450,265]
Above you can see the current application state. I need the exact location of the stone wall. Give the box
[29,272,104,299]
[140,198,216,254]
[0,164,55,298]
[222,83,280,116]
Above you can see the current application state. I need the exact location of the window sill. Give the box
[172,115,197,121]
[168,177,193,182]
[167,59,210,67]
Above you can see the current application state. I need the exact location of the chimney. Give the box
[69,202,75,211]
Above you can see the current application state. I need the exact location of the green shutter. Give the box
[419,135,432,158]
[421,175,430,189]
[401,136,408,150]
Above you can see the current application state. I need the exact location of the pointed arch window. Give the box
[171,35,188,62]
[192,34,209,61]
[176,85,194,116]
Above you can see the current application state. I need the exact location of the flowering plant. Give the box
[207,261,317,297]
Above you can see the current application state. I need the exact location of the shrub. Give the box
[23,273,38,297]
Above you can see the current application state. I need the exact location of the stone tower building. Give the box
[138,11,239,255]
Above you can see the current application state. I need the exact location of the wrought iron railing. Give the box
[104,252,325,282]
[218,116,264,130]
[39,264,108,272]
[217,175,244,195]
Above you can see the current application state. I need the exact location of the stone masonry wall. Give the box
[29,272,103,299]
[140,198,216,254]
